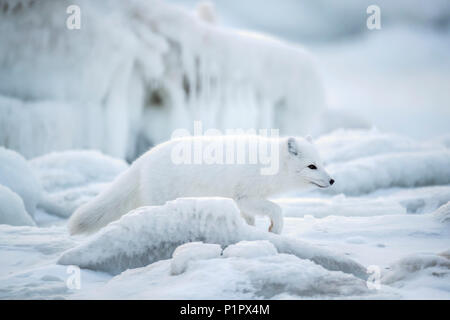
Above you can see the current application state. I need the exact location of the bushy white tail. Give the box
[68,166,141,235]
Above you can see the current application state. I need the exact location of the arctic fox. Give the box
[68,136,334,235]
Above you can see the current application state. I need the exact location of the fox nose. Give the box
[329,179,335,185]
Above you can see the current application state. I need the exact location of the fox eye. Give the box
[308,164,317,170]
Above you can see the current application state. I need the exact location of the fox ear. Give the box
[287,137,298,156]
[305,135,313,143]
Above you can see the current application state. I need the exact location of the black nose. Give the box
[329,179,335,185]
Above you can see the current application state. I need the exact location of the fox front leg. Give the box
[235,198,283,234]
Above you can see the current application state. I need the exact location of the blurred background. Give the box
[1,0,449,162]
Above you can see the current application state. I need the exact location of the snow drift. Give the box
[58,198,367,278]
[0,147,41,217]
[30,150,128,217]
[0,185,35,226]
[0,0,324,160]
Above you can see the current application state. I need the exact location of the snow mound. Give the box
[30,150,128,217]
[0,185,35,226]
[433,202,450,223]
[88,248,369,299]
[316,129,438,164]
[0,147,41,217]
[327,150,450,195]
[383,252,450,285]
[170,242,222,275]
[223,240,277,258]
[58,198,367,278]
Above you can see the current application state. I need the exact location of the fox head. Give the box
[284,136,334,189]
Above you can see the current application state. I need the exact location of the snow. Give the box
[0,185,35,226]
[0,0,324,161]
[80,246,369,299]
[0,147,41,217]
[222,240,277,259]
[30,150,128,218]
[170,242,222,275]
[0,0,449,300]
[326,150,450,195]
[58,198,367,279]
[308,130,450,196]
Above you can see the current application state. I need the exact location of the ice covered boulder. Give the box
[58,198,367,279]
[30,150,128,217]
[170,242,222,275]
[0,185,35,226]
[327,150,450,196]
[0,147,41,217]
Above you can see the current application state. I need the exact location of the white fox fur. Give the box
[68,136,333,235]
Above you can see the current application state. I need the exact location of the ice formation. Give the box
[58,198,367,278]
[0,0,324,161]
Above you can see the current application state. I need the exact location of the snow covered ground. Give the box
[1,0,449,300]
[0,129,449,299]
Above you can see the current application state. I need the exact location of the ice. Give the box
[82,246,369,299]
[0,185,35,226]
[0,0,325,161]
[0,147,41,217]
[170,242,222,275]
[30,150,128,217]
[58,198,367,278]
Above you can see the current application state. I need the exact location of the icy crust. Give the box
[89,241,369,299]
[326,150,450,196]
[0,185,35,226]
[30,151,128,217]
[58,198,367,279]
[0,147,41,217]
